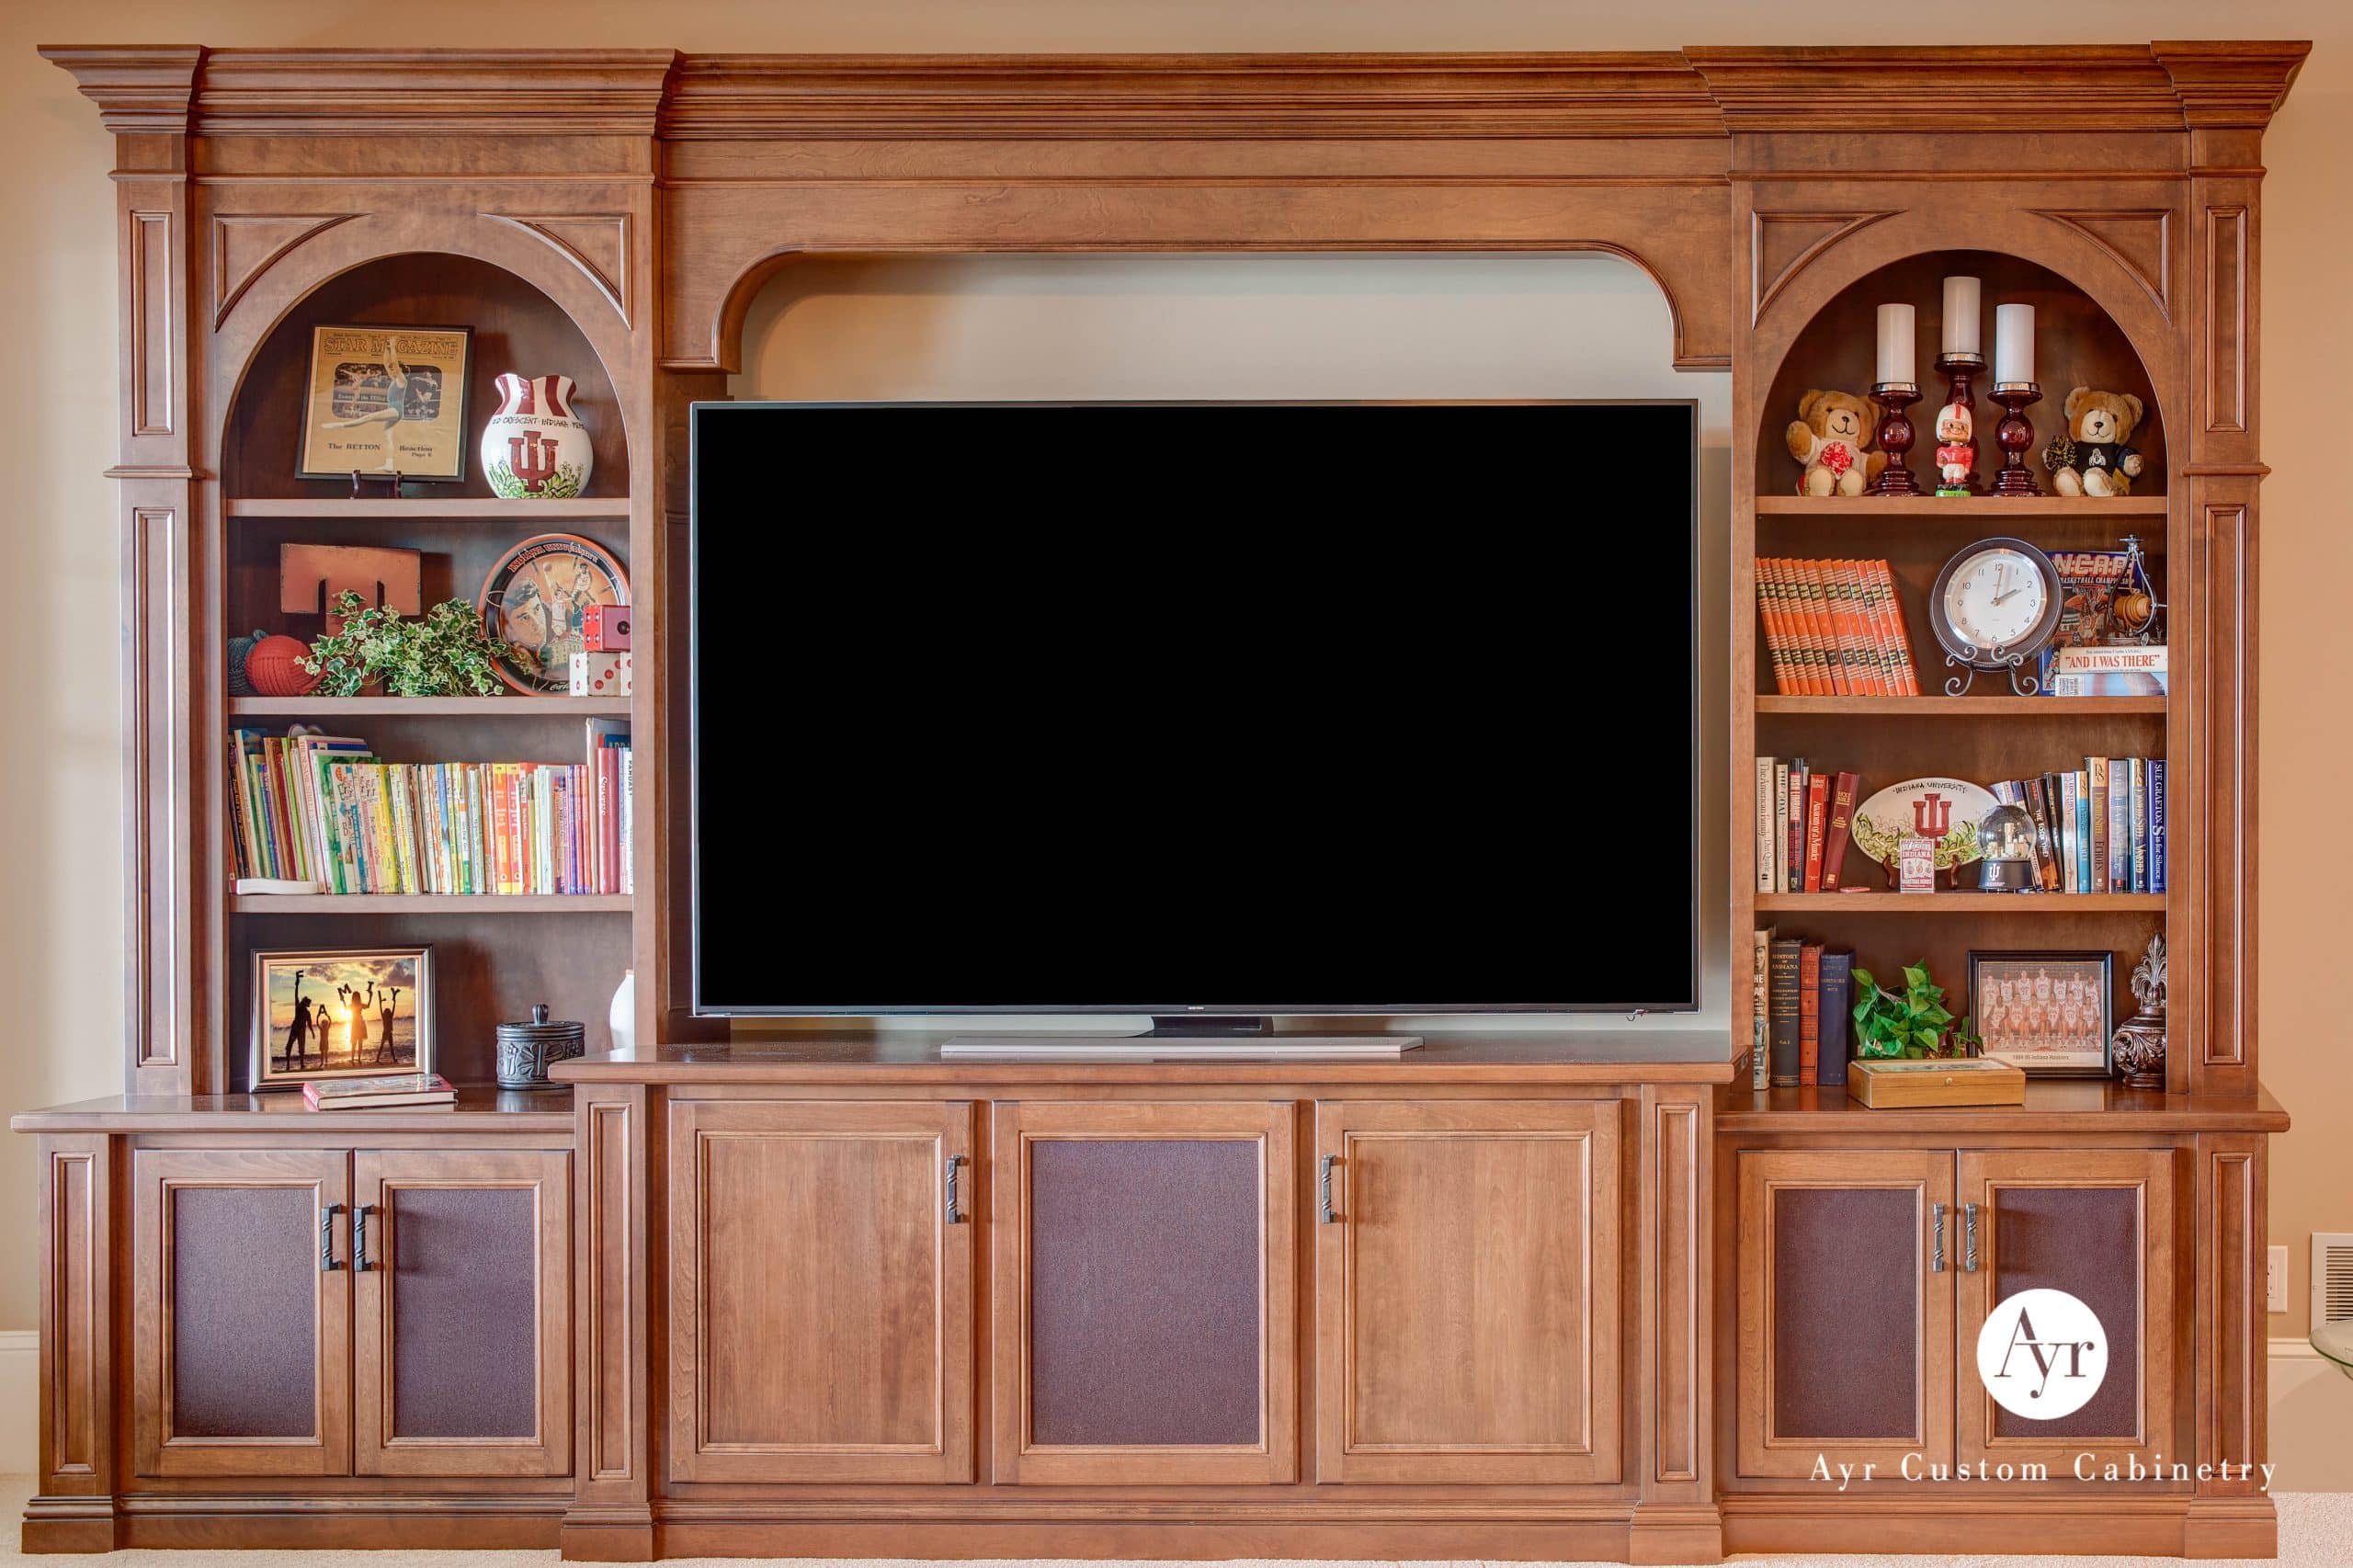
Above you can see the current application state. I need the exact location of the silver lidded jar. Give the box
[496,1003,585,1089]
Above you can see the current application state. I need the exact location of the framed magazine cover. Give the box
[1967,949,2112,1077]
[296,324,472,483]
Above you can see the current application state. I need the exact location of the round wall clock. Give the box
[478,532,631,695]
[1927,536,2063,694]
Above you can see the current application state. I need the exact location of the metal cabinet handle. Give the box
[1931,1202,1948,1273]
[355,1204,373,1272]
[1319,1154,1339,1224]
[1964,1202,1981,1273]
[320,1203,344,1272]
[944,1154,965,1224]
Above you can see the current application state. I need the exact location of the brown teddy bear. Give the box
[2042,387,2146,497]
[1785,390,1887,497]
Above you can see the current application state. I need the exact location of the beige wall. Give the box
[2,2,2347,1358]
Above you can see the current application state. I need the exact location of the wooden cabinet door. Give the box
[1314,1099,1621,1484]
[131,1149,353,1478]
[1735,1149,1954,1480]
[669,1100,974,1483]
[993,1101,1297,1484]
[353,1149,571,1477]
[1956,1149,2177,1478]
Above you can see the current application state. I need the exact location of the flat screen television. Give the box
[690,401,1698,1019]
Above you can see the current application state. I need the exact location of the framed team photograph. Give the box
[249,946,435,1090]
[1967,949,2113,1077]
[295,324,472,483]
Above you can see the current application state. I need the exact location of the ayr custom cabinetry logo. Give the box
[1976,1288,2107,1419]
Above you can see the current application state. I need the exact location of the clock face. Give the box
[1942,546,2049,653]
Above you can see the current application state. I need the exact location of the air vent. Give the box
[2314,1233,2353,1326]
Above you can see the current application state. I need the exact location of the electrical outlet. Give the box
[2268,1244,2289,1313]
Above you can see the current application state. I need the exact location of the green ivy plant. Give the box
[303,590,516,698]
[1851,962,1977,1060]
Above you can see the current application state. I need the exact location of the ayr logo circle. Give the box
[1975,1288,2107,1420]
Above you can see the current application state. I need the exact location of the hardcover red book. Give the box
[1819,770,1861,892]
[1801,773,1831,892]
[1798,942,1824,1086]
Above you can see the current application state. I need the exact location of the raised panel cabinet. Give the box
[993,1100,1297,1484]
[1314,1099,1621,1484]
[354,1149,572,1477]
[1956,1149,2178,1478]
[667,1099,975,1483]
[131,1149,353,1478]
[1735,1149,1954,1481]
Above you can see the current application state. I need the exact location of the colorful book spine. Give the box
[2129,757,2150,893]
[1801,773,1830,892]
[1786,760,1808,893]
[1768,937,1803,1087]
[2150,758,2167,893]
[1755,757,1777,893]
[2057,770,2080,892]
[2107,758,2131,892]
[1820,770,1860,892]
[1817,949,1854,1088]
[1751,926,1773,1091]
[1798,942,1824,1086]
[2086,757,2109,893]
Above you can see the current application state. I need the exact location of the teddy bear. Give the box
[2042,387,2146,497]
[1785,390,1887,497]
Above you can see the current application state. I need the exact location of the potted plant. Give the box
[303,590,517,698]
[1851,962,1982,1061]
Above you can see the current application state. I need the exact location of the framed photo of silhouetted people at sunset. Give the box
[250,946,435,1090]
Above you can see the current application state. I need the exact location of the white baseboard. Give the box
[0,1330,2336,1491]
[0,1329,33,1475]
[2269,1335,2353,1492]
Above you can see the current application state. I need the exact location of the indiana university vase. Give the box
[481,372,593,498]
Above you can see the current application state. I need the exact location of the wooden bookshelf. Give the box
[1755,494,2166,517]
[229,695,631,717]
[230,892,632,915]
[1754,695,2166,716]
[226,496,631,520]
[1754,892,2166,914]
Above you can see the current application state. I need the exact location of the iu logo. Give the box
[1913,791,1954,836]
[1975,1288,2107,1419]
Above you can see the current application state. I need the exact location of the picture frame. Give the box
[1967,949,2113,1077]
[296,324,473,483]
[249,946,435,1090]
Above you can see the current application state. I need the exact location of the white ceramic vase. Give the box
[608,968,635,1054]
[481,372,592,498]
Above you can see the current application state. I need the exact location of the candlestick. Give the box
[1869,382,1923,496]
[1995,302,2036,389]
[1988,383,2043,496]
[1941,276,1982,358]
[1933,354,1982,496]
[1875,302,1916,389]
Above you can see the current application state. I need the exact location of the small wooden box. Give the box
[1847,1057,2027,1108]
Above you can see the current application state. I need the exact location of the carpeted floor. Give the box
[5,1482,2347,1566]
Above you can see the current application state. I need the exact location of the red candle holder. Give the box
[1989,383,2043,497]
[1869,381,1922,496]
[1932,353,1983,495]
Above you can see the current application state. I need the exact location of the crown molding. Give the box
[41,43,2312,143]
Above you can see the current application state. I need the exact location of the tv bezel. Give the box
[688,398,1702,1018]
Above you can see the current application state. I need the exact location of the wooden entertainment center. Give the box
[15,40,2302,1562]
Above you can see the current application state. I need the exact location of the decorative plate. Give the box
[477,532,631,695]
[1849,777,1999,873]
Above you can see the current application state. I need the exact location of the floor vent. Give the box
[2314,1233,2353,1327]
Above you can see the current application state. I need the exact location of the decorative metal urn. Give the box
[2110,934,2168,1090]
[495,1002,585,1089]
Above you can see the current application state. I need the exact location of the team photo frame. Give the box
[249,945,436,1090]
[1967,949,2114,1077]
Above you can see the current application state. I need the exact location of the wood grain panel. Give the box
[1645,1092,1704,1490]
[2202,205,2248,434]
[130,209,176,437]
[2197,1136,2265,1496]
[39,1138,110,1494]
[1956,1149,2176,1476]
[1736,1149,1951,1479]
[995,1100,1294,1485]
[1315,1099,1620,1485]
[355,1148,572,1476]
[131,1148,352,1478]
[670,1099,973,1484]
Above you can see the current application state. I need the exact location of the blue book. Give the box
[1817,949,1855,1088]
[2129,758,2149,893]
[2106,759,2131,892]
[2150,758,2167,893]
[2075,769,2094,892]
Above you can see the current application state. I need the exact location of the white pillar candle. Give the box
[1941,276,1982,358]
[1875,302,1915,387]
[1995,302,2037,387]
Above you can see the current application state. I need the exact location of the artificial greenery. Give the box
[303,590,516,698]
[1851,962,1977,1061]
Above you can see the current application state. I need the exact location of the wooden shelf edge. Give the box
[230,695,631,717]
[1756,695,2166,716]
[1755,494,2166,517]
[1754,892,2165,912]
[1716,1080,2287,1134]
[231,893,632,914]
[226,496,632,519]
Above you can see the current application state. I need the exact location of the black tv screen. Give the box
[691,401,1698,1017]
